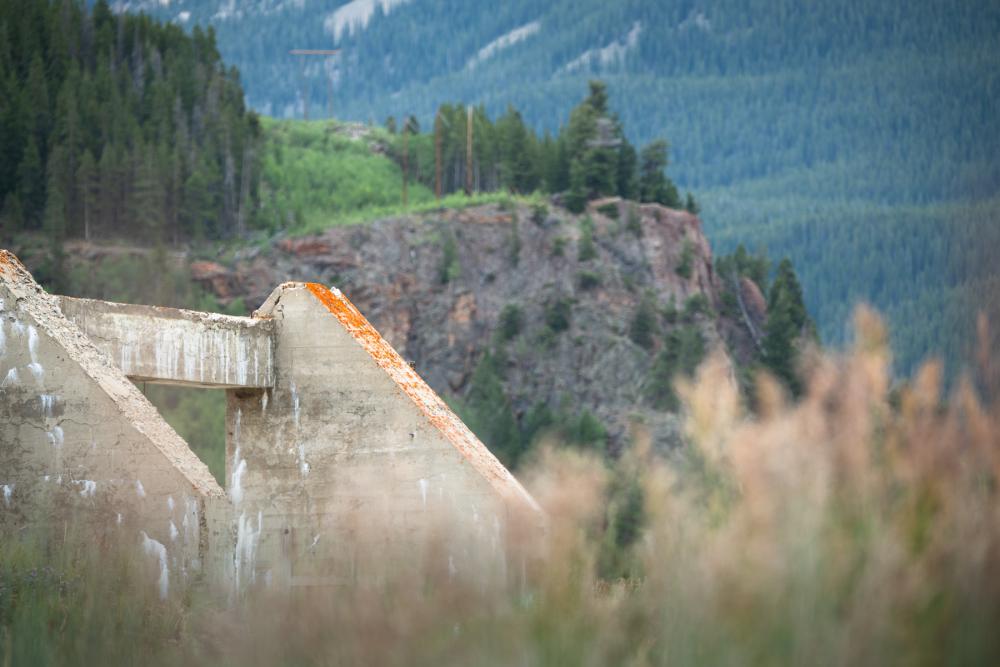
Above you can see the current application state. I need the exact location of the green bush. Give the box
[662,296,679,324]
[578,215,597,262]
[559,409,608,451]
[684,293,710,319]
[597,203,619,220]
[552,237,568,257]
[545,297,573,333]
[629,293,659,350]
[508,214,521,266]
[531,203,549,226]
[438,231,460,284]
[497,304,524,342]
[676,240,694,279]
[577,271,602,290]
[626,205,642,236]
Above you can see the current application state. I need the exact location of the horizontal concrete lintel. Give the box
[58,296,275,388]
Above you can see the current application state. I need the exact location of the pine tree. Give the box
[76,149,97,241]
[761,258,815,396]
[639,140,680,207]
[17,135,45,226]
[42,144,69,292]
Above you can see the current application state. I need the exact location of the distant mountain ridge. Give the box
[119,0,1000,375]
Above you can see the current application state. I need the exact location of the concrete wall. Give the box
[0,251,224,598]
[221,282,541,589]
[1,250,541,597]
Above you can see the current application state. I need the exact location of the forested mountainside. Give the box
[2,1,821,478]
[0,0,262,282]
[125,0,1000,376]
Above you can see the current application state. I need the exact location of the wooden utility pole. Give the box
[434,111,443,200]
[465,105,473,196]
[289,49,341,120]
[402,121,409,207]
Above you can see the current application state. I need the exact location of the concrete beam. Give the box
[58,297,275,389]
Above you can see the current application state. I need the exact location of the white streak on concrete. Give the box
[78,480,97,497]
[169,521,179,541]
[39,394,57,416]
[48,426,64,448]
[234,510,263,587]
[1,367,18,387]
[141,531,169,599]
[27,325,39,363]
[136,479,146,498]
[291,382,308,476]
[230,408,247,504]
[26,362,44,386]
[167,495,175,512]
[2,484,12,506]
[418,478,428,507]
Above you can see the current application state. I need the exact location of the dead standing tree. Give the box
[289,49,341,120]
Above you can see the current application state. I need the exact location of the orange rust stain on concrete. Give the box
[0,250,25,276]
[304,282,538,511]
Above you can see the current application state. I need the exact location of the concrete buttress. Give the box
[0,250,542,596]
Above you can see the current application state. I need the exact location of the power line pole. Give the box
[289,49,341,121]
[402,123,409,208]
[434,110,443,200]
[465,105,473,196]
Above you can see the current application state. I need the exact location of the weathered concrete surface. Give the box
[1,249,542,597]
[220,282,542,589]
[0,250,225,597]
[58,296,275,388]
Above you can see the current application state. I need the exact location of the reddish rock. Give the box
[276,238,333,256]
[190,261,238,300]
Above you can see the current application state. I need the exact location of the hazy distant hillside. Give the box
[122,0,1000,374]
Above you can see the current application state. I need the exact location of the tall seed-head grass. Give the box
[3,307,999,665]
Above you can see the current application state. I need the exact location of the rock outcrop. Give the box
[190,200,745,453]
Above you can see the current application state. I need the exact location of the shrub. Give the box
[552,236,567,258]
[662,296,679,324]
[684,293,710,319]
[578,215,597,262]
[597,203,619,220]
[508,214,521,266]
[629,293,659,350]
[559,408,607,451]
[676,239,694,279]
[577,271,602,290]
[437,231,460,284]
[545,297,573,333]
[626,205,642,236]
[497,304,524,342]
[531,203,549,226]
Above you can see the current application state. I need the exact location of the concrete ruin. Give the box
[0,250,541,595]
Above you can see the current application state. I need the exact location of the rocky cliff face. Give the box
[188,199,745,455]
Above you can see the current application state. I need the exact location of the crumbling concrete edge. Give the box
[261,281,543,517]
[0,250,223,498]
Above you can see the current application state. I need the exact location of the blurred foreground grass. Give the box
[2,307,999,665]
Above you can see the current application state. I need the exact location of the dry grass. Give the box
[3,306,999,665]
